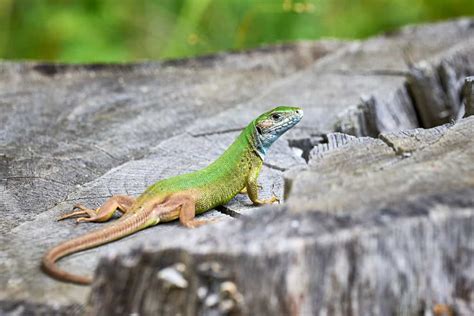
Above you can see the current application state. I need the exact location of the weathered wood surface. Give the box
[407,42,474,127]
[88,118,474,316]
[1,19,474,315]
[0,40,339,311]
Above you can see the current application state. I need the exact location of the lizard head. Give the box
[252,106,303,157]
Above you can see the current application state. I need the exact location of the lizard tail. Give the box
[42,211,154,285]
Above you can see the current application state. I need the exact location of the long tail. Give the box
[42,210,153,285]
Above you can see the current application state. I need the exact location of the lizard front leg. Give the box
[239,184,262,194]
[58,195,135,223]
[246,166,279,206]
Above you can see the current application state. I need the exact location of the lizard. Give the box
[42,106,303,285]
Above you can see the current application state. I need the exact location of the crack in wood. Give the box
[287,136,325,163]
[5,176,69,186]
[215,205,244,219]
[190,127,244,138]
[263,162,286,172]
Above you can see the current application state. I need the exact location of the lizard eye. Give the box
[271,113,282,120]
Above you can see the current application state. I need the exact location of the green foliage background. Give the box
[0,0,473,62]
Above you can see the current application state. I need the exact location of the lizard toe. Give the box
[76,217,95,223]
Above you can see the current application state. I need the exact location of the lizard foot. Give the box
[58,204,110,223]
[252,195,280,206]
[182,218,220,229]
[57,204,98,221]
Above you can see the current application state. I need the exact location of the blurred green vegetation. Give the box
[0,0,473,62]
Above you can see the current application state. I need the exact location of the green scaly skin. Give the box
[42,106,303,285]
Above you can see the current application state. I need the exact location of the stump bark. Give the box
[464,76,474,117]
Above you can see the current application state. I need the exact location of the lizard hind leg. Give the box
[58,195,135,223]
[156,194,215,228]
[176,196,216,229]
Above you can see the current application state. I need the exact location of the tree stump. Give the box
[1,18,474,315]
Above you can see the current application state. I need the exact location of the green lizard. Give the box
[42,106,303,285]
